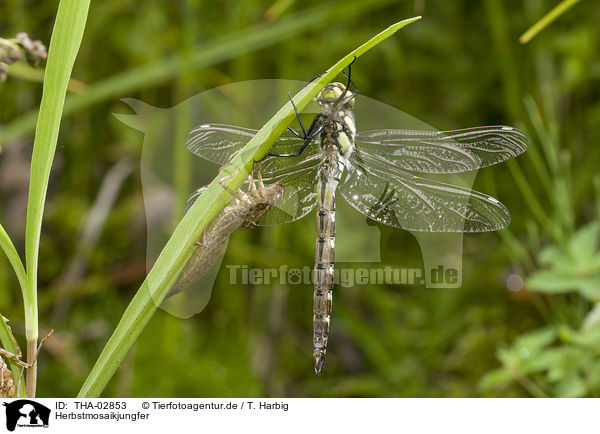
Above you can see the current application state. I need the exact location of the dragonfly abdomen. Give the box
[312,152,344,375]
[169,179,284,298]
[169,203,247,297]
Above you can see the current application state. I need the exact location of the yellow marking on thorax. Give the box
[337,132,352,154]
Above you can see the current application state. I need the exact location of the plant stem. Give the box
[512,368,549,398]
[25,341,36,397]
[520,0,582,44]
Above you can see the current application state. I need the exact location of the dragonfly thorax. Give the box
[314,83,357,157]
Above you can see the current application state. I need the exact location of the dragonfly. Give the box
[185,63,529,375]
[170,168,284,297]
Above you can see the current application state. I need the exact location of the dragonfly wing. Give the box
[356,126,529,173]
[186,123,255,164]
[184,186,208,213]
[185,123,321,225]
[340,149,510,232]
[256,153,320,226]
[185,123,307,165]
[184,148,321,226]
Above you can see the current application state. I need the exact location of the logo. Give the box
[3,400,50,431]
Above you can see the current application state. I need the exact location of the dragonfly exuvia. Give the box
[185,62,529,375]
[170,169,284,297]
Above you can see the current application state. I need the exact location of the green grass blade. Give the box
[6,61,87,94]
[0,0,400,147]
[78,16,422,397]
[24,0,90,342]
[520,0,582,44]
[0,316,25,397]
[0,222,28,394]
[0,225,28,300]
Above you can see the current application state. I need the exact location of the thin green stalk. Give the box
[512,367,549,397]
[557,150,574,233]
[78,16,422,397]
[482,171,533,266]
[24,0,90,397]
[0,225,28,302]
[485,0,523,119]
[506,160,557,236]
[0,225,28,395]
[498,228,533,268]
[173,0,196,217]
[522,96,553,196]
[526,97,560,175]
[6,61,87,94]
[520,0,582,44]
[523,96,573,240]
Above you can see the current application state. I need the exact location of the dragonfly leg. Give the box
[336,56,359,106]
[247,167,256,192]
[303,71,326,88]
[344,57,359,94]
[286,125,303,139]
[217,162,241,182]
[0,325,52,369]
[263,122,323,159]
[253,161,266,189]
[216,163,247,199]
[1,328,53,395]
[257,92,324,162]
[0,348,28,369]
[218,177,245,200]
[286,91,308,138]
[218,162,238,173]
[194,230,207,247]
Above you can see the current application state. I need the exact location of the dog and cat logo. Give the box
[2,400,50,431]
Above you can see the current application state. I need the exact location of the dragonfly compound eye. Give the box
[317,82,347,104]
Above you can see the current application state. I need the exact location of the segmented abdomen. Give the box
[169,204,247,297]
[313,152,344,375]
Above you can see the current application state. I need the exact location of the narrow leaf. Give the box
[520,0,582,44]
[24,0,90,340]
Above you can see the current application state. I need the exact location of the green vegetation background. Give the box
[1,0,599,397]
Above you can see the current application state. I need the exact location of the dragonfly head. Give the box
[316,82,355,109]
[265,181,285,207]
[241,182,285,228]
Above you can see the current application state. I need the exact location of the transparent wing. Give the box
[356,126,529,173]
[183,151,321,226]
[340,149,510,232]
[255,151,320,226]
[184,186,208,213]
[185,123,307,165]
[185,122,322,225]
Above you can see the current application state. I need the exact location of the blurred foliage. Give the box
[528,223,600,300]
[1,0,600,397]
[480,223,600,397]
